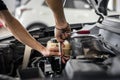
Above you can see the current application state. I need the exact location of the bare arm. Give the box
[46,0,71,42]
[46,0,67,28]
[0,10,58,56]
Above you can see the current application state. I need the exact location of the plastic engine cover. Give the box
[64,59,107,80]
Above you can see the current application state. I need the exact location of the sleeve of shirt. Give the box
[0,0,8,10]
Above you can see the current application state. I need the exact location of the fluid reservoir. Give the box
[47,38,71,56]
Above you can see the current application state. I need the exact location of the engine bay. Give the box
[17,33,119,80]
[0,23,120,80]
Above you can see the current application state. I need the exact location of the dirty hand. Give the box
[54,24,71,42]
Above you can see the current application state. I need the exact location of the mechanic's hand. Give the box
[41,45,70,63]
[59,43,70,63]
[54,24,71,42]
[41,46,59,56]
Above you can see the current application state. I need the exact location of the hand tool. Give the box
[58,42,63,72]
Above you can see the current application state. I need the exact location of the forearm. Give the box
[0,10,45,53]
[45,0,68,28]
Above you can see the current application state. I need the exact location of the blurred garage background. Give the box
[0,0,120,38]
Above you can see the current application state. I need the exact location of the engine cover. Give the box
[64,59,106,80]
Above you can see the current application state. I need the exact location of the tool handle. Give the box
[58,42,63,71]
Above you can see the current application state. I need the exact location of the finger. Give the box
[56,37,64,42]
[54,34,63,43]
[62,43,65,47]
[49,47,59,52]
[49,48,63,56]
[64,33,68,38]
[61,56,69,63]
[67,32,71,37]
[64,33,70,38]
[61,34,66,40]
[63,56,70,60]
[62,57,66,63]
[63,56,70,59]
[50,52,60,56]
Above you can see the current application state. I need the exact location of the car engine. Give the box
[0,24,120,80]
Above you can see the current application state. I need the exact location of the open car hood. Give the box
[87,0,109,16]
